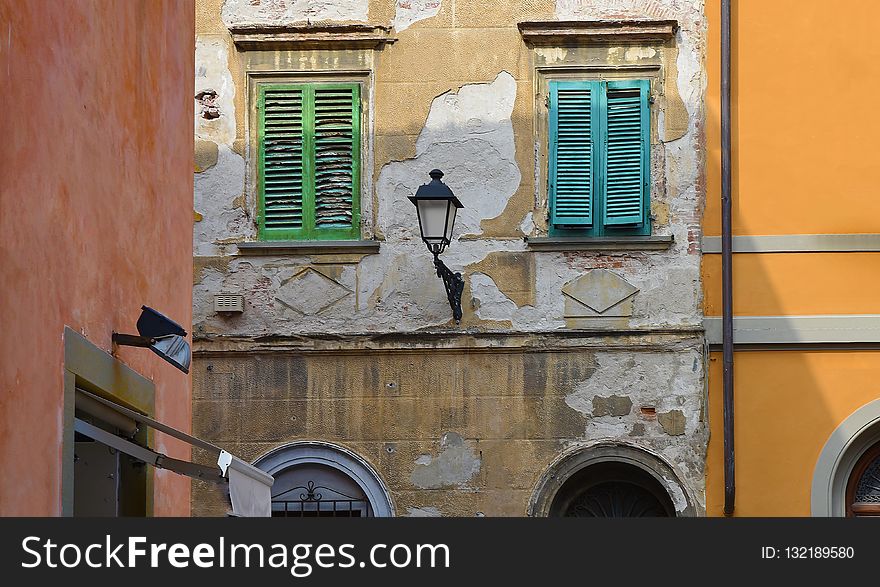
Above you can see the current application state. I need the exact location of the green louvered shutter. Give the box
[549,80,597,226]
[311,84,360,237]
[259,86,305,238]
[603,79,649,226]
[258,83,360,240]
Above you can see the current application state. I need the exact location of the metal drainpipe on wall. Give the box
[721,0,736,516]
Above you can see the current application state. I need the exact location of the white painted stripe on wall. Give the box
[704,315,880,345]
[702,234,880,254]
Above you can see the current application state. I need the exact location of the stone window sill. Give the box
[235,240,381,256]
[525,235,674,251]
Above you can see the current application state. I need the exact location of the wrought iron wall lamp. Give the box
[408,169,465,323]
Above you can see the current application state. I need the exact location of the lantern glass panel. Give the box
[418,199,451,245]
[444,199,457,242]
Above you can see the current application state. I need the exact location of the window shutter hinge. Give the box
[544,95,549,109]
[649,95,655,104]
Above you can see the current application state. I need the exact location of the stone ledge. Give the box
[235,240,381,256]
[193,328,704,355]
[702,233,880,254]
[518,19,678,44]
[228,23,396,50]
[704,315,880,345]
[525,235,674,251]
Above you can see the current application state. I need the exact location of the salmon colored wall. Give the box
[704,0,880,515]
[0,0,194,516]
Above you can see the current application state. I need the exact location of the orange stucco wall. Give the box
[0,0,194,516]
[704,0,880,515]
[705,351,880,516]
[703,253,880,317]
[705,0,880,238]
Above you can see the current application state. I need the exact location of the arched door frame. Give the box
[812,399,880,517]
[254,441,395,517]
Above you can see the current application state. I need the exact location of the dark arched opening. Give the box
[549,460,675,517]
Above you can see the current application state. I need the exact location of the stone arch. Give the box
[254,441,395,517]
[529,441,698,517]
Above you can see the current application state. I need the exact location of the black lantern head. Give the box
[408,169,463,255]
[113,306,191,374]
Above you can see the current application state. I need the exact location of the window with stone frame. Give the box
[548,78,651,236]
[519,19,682,248]
[257,81,362,241]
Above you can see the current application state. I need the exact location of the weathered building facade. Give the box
[193,0,708,517]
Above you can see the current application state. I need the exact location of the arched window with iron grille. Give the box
[847,443,880,517]
[254,441,395,518]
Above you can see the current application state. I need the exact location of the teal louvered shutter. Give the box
[549,80,598,226]
[258,86,305,238]
[311,84,360,237]
[602,79,649,226]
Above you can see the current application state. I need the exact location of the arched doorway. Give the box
[254,441,394,517]
[530,442,696,517]
[846,442,880,517]
[549,460,675,517]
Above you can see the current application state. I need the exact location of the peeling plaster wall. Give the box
[470,273,518,322]
[221,0,369,27]
[384,71,520,241]
[193,7,706,335]
[393,0,442,32]
[194,146,249,257]
[192,0,708,516]
[564,350,707,496]
[195,37,236,146]
[191,339,704,516]
[411,432,481,489]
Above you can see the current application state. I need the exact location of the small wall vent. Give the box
[214,294,244,313]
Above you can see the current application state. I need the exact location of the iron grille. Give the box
[271,480,369,518]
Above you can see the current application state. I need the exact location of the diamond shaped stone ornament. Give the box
[275,268,352,315]
[562,269,639,314]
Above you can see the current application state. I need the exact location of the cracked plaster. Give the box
[393,0,442,32]
[221,0,368,28]
[410,432,481,489]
